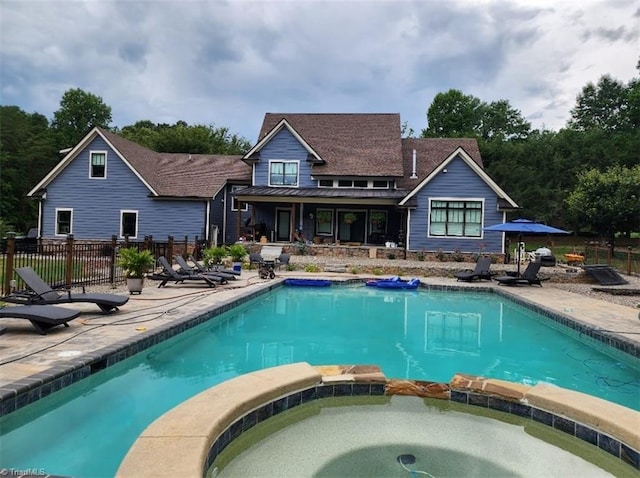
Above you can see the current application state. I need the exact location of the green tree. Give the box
[565,166,640,246]
[120,121,251,154]
[480,100,531,141]
[567,73,637,132]
[422,89,483,138]
[0,106,57,232]
[51,88,112,148]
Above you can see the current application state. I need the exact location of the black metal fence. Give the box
[584,243,639,275]
[1,234,198,296]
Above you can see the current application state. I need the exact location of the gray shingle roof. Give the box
[100,128,250,198]
[257,113,404,177]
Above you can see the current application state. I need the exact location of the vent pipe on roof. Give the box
[410,149,418,179]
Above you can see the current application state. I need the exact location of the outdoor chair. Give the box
[275,253,290,271]
[0,304,81,335]
[5,267,129,313]
[152,257,220,288]
[249,252,263,269]
[495,262,548,286]
[174,256,234,282]
[454,256,495,282]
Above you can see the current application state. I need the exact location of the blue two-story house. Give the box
[233,113,518,253]
[28,113,518,255]
[27,127,252,244]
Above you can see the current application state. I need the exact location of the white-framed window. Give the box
[89,151,107,178]
[231,185,249,211]
[317,179,392,189]
[55,208,73,236]
[315,209,333,235]
[120,210,138,238]
[269,160,298,186]
[429,199,483,238]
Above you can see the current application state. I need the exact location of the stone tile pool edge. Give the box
[1,278,639,417]
[116,363,640,477]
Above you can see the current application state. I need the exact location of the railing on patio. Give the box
[1,234,196,296]
[584,243,639,275]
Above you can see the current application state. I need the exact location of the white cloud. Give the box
[1,0,637,140]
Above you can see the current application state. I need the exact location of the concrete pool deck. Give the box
[1,270,639,386]
[1,270,639,475]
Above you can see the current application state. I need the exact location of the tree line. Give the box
[1,61,639,245]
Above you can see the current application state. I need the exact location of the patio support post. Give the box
[3,232,16,296]
[109,234,117,285]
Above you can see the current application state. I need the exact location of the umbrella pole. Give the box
[517,233,522,276]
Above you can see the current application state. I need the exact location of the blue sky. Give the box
[1,0,638,142]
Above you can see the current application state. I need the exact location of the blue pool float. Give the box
[283,278,332,287]
[366,277,420,289]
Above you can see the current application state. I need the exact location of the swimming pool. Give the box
[1,285,638,477]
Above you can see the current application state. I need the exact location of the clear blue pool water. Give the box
[1,286,638,477]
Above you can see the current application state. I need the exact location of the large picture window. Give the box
[429,200,482,237]
[269,161,298,186]
[55,208,73,235]
[120,210,138,238]
[231,185,249,211]
[90,151,107,178]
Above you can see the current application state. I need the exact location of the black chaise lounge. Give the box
[495,261,548,286]
[454,256,495,282]
[0,304,80,334]
[174,256,234,281]
[153,257,219,288]
[188,255,241,277]
[6,267,129,313]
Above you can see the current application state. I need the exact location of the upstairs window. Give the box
[55,208,73,235]
[429,200,482,237]
[269,161,298,186]
[121,210,138,238]
[90,151,107,178]
[231,185,249,211]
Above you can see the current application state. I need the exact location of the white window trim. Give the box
[89,150,108,179]
[268,160,299,187]
[427,197,484,239]
[317,179,391,189]
[55,208,73,236]
[230,185,249,211]
[120,210,139,239]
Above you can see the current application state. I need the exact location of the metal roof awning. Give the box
[233,186,408,205]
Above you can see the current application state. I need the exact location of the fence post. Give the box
[183,235,188,259]
[124,235,130,248]
[65,234,74,288]
[110,235,118,285]
[628,246,633,275]
[3,232,16,296]
[167,236,174,263]
[144,235,152,251]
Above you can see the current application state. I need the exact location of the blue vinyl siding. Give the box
[407,155,504,254]
[41,137,207,240]
[253,129,315,188]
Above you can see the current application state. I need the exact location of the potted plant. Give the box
[203,246,228,268]
[118,247,155,294]
[370,212,385,224]
[228,244,248,272]
[343,212,357,224]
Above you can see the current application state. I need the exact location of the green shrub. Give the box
[373,267,383,275]
[203,246,228,266]
[350,267,359,274]
[304,264,320,273]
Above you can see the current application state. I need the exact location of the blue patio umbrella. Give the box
[484,218,570,275]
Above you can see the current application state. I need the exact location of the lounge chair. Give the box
[174,256,234,282]
[0,304,80,335]
[454,256,495,282]
[188,255,241,276]
[152,257,219,288]
[6,267,129,313]
[495,262,548,286]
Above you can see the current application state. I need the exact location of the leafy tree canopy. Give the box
[119,121,251,155]
[565,165,640,243]
[422,89,531,141]
[51,88,112,149]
